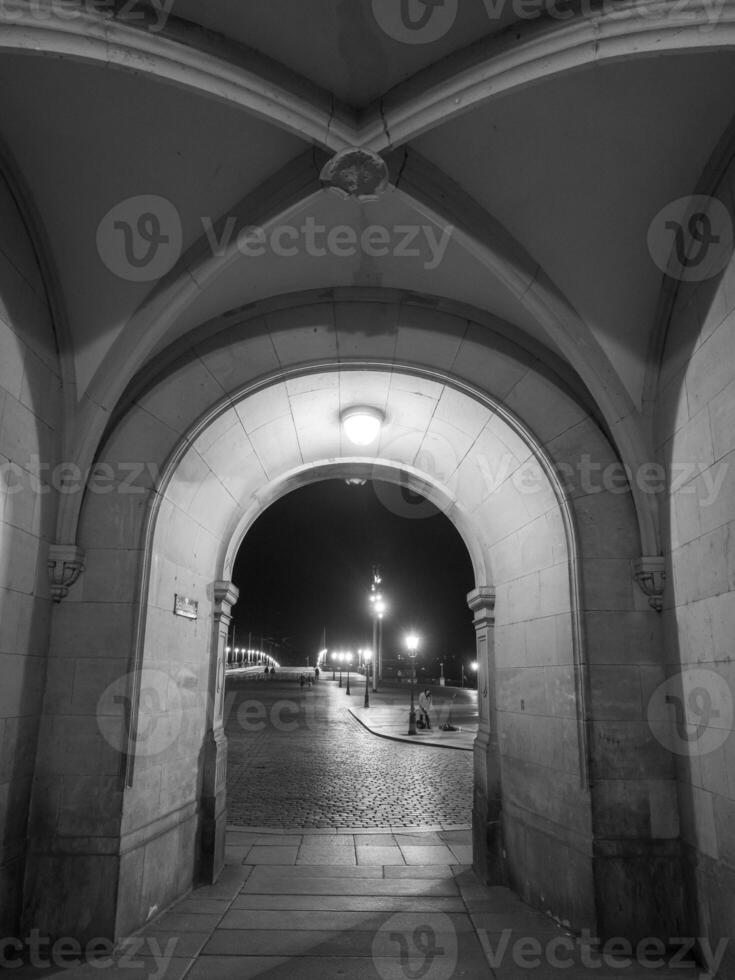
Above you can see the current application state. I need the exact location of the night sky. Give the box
[232,479,476,676]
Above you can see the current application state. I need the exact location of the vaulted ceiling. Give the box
[2,0,734,483]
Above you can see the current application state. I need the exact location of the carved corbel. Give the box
[633,556,666,612]
[48,545,85,602]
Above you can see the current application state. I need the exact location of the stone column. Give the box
[199,581,239,883]
[467,586,504,884]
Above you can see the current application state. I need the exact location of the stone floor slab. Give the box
[448,843,473,863]
[356,844,405,865]
[231,894,467,912]
[383,864,455,878]
[171,897,231,915]
[250,864,382,878]
[122,931,211,959]
[298,834,356,847]
[351,833,398,845]
[192,865,253,901]
[243,845,299,865]
[296,849,357,865]
[218,909,475,932]
[60,958,196,979]
[252,834,303,845]
[241,872,459,897]
[186,955,291,979]
[148,912,223,933]
[399,844,458,864]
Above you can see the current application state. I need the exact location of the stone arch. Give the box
[651,143,735,980]
[25,302,672,948]
[132,367,585,926]
[221,458,491,590]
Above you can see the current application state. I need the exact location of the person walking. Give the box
[418,689,433,730]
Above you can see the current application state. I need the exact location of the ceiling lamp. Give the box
[341,406,385,446]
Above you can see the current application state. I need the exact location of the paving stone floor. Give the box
[9,676,708,979]
[224,676,474,827]
[21,828,704,979]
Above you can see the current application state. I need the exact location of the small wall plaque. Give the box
[174,595,198,620]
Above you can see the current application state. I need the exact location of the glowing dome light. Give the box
[341,406,384,446]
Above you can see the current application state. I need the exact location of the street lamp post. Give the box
[371,613,378,691]
[331,651,336,680]
[363,649,372,708]
[345,652,352,695]
[338,652,344,688]
[406,633,419,735]
[376,602,384,685]
[369,572,386,692]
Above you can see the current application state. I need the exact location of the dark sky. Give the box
[232,479,476,671]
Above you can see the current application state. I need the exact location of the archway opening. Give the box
[223,477,478,829]
[231,477,476,673]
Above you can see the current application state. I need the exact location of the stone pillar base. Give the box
[472,791,505,885]
[593,838,684,942]
[198,729,228,885]
[23,849,120,944]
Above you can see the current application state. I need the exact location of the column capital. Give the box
[467,586,496,621]
[633,557,666,612]
[48,544,85,602]
[214,580,239,616]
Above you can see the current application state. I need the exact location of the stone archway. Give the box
[24,303,672,947]
[115,367,585,937]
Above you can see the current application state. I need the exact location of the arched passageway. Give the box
[1,8,734,973]
[229,476,477,675]
[24,303,669,948]
[223,476,477,829]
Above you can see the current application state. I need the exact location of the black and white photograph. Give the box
[0,1,734,977]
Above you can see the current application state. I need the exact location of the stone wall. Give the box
[655,172,735,977]
[0,173,60,936]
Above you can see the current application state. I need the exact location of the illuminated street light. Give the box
[369,574,387,692]
[406,633,420,736]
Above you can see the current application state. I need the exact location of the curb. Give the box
[347,708,473,751]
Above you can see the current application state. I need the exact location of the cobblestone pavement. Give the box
[225,677,473,828]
